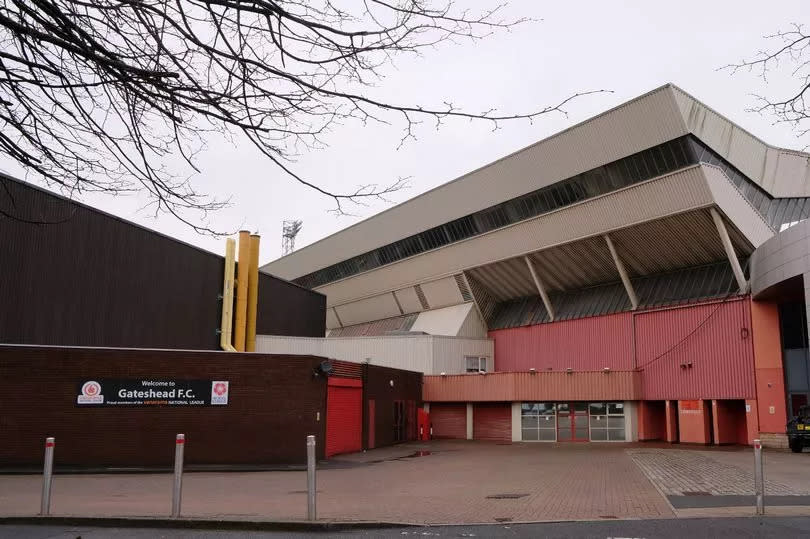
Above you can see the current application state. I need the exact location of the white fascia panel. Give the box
[411,303,473,336]
[394,287,423,314]
[318,166,716,306]
[262,85,688,280]
[420,277,464,309]
[334,293,401,327]
[703,164,775,248]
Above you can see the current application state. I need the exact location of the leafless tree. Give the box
[0,1,605,233]
[723,23,810,147]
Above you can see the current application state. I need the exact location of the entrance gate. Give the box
[557,402,589,441]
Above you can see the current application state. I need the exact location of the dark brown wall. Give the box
[0,175,325,349]
[0,345,328,467]
[363,364,423,449]
[257,272,326,337]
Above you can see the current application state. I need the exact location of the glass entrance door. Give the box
[557,402,589,441]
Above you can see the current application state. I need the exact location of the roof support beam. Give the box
[604,234,639,310]
[710,207,748,293]
[461,271,487,325]
[524,256,555,321]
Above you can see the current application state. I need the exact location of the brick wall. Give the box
[364,364,423,448]
[0,345,328,468]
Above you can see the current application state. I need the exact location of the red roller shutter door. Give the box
[473,403,511,442]
[430,403,467,439]
[326,378,362,457]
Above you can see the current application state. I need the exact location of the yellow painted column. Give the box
[234,230,250,351]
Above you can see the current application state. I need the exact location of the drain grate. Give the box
[486,493,529,499]
[682,491,713,496]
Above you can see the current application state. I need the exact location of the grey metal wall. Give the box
[0,175,325,349]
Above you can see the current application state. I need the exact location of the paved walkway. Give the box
[2,441,809,524]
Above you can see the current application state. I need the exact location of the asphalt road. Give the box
[2,517,810,539]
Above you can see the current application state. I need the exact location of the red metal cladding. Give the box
[331,360,363,379]
[326,378,362,457]
[424,371,640,402]
[473,403,511,442]
[430,403,467,439]
[490,312,634,372]
[635,298,755,400]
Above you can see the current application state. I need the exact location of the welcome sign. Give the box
[76,379,229,407]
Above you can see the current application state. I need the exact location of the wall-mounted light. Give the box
[680,363,687,369]
[389,379,394,387]
[440,372,447,377]
[566,367,573,374]
[314,360,333,377]
[529,368,537,375]
[478,370,486,375]
[687,362,693,369]
[602,367,611,374]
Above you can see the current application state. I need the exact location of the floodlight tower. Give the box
[282,219,303,256]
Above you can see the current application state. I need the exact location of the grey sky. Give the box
[2,0,808,264]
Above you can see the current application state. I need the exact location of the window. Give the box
[465,356,488,373]
[521,402,556,441]
[589,402,626,441]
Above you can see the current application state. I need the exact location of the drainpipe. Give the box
[234,230,250,351]
[246,234,261,352]
[219,238,237,352]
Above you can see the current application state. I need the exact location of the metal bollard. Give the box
[753,438,764,515]
[306,435,317,521]
[172,434,185,518]
[40,437,55,516]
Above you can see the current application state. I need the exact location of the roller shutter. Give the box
[430,403,467,439]
[326,378,362,457]
[473,403,511,442]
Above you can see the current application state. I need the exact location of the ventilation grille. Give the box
[414,284,430,310]
[455,274,473,302]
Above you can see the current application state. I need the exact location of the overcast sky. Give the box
[2,0,808,265]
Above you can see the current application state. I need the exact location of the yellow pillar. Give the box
[234,230,250,351]
[246,234,261,352]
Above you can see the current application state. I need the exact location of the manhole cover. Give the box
[682,491,713,496]
[486,493,529,499]
[494,517,513,522]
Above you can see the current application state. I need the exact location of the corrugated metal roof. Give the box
[489,260,743,331]
[328,313,418,337]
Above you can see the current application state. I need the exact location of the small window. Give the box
[465,356,487,373]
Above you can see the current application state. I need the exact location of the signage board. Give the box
[76,379,229,407]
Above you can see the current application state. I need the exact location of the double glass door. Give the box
[557,402,589,441]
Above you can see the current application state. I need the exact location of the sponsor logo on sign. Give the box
[77,380,104,404]
[211,381,229,405]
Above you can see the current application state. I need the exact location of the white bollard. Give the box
[753,438,764,515]
[172,434,185,518]
[40,437,55,516]
[307,435,317,521]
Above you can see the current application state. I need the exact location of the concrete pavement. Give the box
[2,440,809,524]
[4,517,810,538]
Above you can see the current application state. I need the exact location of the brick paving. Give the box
[0,441,673,524]
[628,448,810,496]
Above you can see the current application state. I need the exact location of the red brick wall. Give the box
[0,345,328,467]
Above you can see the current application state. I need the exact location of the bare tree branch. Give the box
[722,23,810,146]
[0,1,607,234]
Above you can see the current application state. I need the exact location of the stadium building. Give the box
[261,84,810,448]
